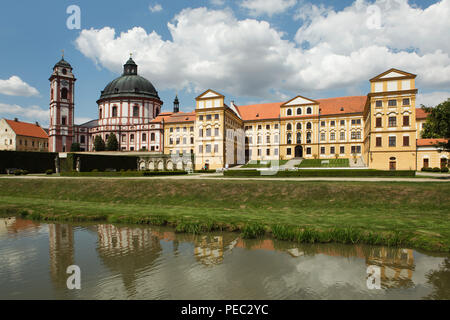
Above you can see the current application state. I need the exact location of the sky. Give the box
[0,0,449,127]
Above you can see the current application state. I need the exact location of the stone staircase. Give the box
[281,158,303,170]
[349,156,366,168]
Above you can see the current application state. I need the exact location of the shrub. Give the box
[441,166,449,173]
[224,169,416,178]
[14,169,23,176]
[46,169,53,175]
[0,151,56,173]
[432,167,441,172]
[91,169,99,172]
[22,170,29,175]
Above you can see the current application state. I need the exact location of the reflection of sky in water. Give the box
[0,218,448,300]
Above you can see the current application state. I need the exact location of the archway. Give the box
[295,145,303,158]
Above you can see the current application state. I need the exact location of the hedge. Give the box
[61,153,138,172]
[60,171,188,177]
[224,169,416,177]
[0,150,57,174]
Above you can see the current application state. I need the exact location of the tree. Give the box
[421,99,450,151]
[106,133,119,151]
[70,142,81,152]
[93,135,105,151]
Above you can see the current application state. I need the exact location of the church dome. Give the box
[98,57,160,101]
[54,57,72,69]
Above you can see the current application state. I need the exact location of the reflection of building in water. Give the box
[235,238,415,289]
[194,236,224,266]
[366,247,415,289]
[0,217,40,236]
[48,224,74,290]
[96,224,163,295]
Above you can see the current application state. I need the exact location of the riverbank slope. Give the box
[0,178,449,252]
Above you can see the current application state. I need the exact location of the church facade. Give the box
[48,56,448,171]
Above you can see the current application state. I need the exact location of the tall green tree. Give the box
[421,99,450,151]
[93,135,105,151]
[106,133,119,151]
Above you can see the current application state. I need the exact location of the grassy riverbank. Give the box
[0,178,449,252]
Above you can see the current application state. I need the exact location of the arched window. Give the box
[112,106,118,117]
[150,133,155,141]
[155,108,160,117]
[287,109,292,116]
[306,132,311,143]
[99,109,102,119]
[307,107,312,114]
[80,136,85,144]
[297,108,302,115]
[306,122,312,130]
[297,132,302,144]
[142,133,147,141]
[287,133,292,144]
[296,123,301,130]
[62,69,67,75]
[133,105,139,117]
[61,88,68,99]
[286,123,292,131]
[130,134,135,143]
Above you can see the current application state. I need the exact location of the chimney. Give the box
[14,118,18,122]
[36,121,40,127]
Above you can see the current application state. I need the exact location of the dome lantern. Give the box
[123,53,137,76]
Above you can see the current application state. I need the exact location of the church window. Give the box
[61,88,68,99]
[133,106,139,117]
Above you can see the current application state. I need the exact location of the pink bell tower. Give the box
[48,52,76,152]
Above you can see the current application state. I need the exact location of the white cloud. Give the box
[75,2,450,102]
[149,4,162,13]
[416,91,450,107]
[240,0,297,17]
[210,0,226,6]
[0,103,49,125]
[0,76,39,97]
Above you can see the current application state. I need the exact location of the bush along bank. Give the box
[6,209,430,251]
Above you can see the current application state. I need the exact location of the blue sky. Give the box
[0,0,449,126]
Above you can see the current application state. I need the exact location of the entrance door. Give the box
[389,161,396,171]
[295,145,303,158]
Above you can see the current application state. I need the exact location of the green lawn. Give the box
[0,178,449,252]
[297,158,350,168]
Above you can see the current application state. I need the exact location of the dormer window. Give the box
[114,88,119,93]
[62,69,67,75]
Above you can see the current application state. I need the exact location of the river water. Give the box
[0,217,448,300]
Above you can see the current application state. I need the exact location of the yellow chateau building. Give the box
[148,68,448,171]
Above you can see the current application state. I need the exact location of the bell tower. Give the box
[49,52,76,152]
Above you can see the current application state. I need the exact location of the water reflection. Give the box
[0,217,449,299]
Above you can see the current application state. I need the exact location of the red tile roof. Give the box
[150,112,173,123]
[416,108,429,120]
[5,119,48,139]
[235,96,367,121]
[417,138,448,146]
[151,111,195,124]
[317,96,367,115]
[235,102,283,121]
[164,111,196,123]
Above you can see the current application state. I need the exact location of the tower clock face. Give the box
[61,80,69,86]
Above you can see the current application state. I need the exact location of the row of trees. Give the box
[421,99,450,151]
[71,134,119,152]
